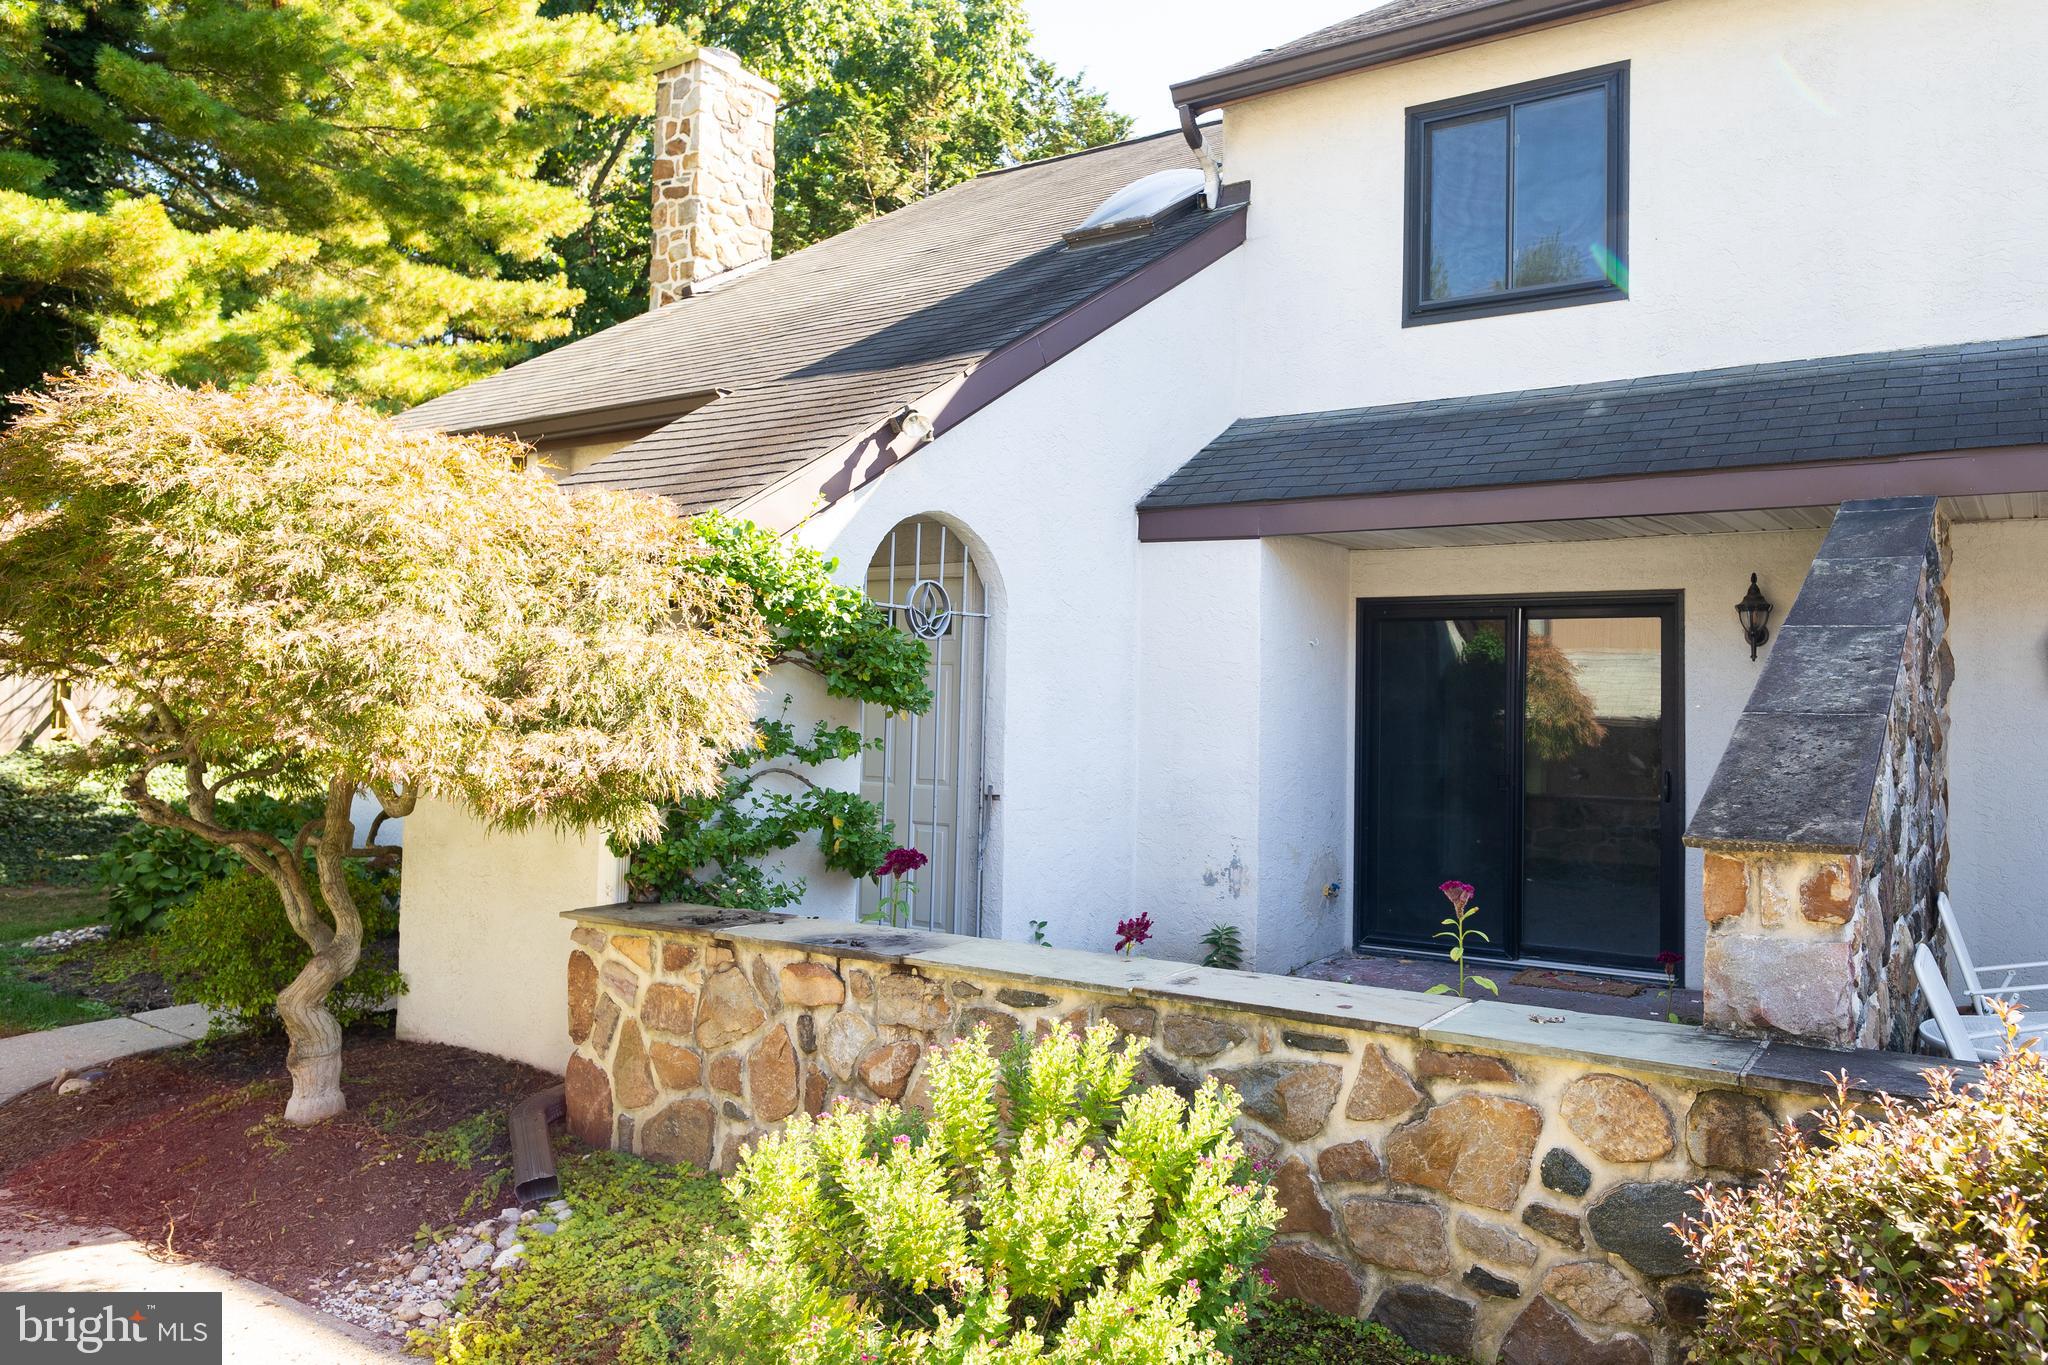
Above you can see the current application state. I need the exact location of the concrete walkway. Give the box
[0,1197,399,1361]
[0,1004,218,1105]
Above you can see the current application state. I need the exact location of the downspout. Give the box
[1178,103,1226,209]
[509,1084,565,1203]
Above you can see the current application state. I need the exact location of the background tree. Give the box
[543,0,1131,338]
[0,0,678,411]
[0,369,767,1122]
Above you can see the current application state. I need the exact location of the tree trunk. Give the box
[276,941,353,1124]
[275,777,368,1124]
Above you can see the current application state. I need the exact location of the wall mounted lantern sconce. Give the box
[1736,573,1773,661]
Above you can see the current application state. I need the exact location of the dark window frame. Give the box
[1353,589,1685,974]
[1403,62,1630,327]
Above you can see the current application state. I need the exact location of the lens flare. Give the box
[1590,243,1629,291]
[1774,52,1840,117]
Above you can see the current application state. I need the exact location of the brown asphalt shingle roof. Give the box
[1140,336,2048,510]
[1171,0,1641,114]
[399,128,1229,514]
[1186,0,1515,86]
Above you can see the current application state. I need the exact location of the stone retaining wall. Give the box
[1688,497,1951,1050]
[562,906,1954,1363]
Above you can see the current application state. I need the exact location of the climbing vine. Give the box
[611,515,932,908]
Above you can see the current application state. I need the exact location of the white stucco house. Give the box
[392,0,2048,1073]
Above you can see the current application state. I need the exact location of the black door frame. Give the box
[1353,591,1685,973]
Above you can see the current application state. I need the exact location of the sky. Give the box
[1024,0,1370,134]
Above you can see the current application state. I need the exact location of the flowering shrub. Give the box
[698,1021,1279,1363]
[1681,1019,2048,1361]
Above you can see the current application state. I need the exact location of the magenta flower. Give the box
[1438,879,1476,912]
[1656,950,1682,969]
[874,846,928,880]
[1114,912,1153,955]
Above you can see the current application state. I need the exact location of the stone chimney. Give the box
[650,47,777,307]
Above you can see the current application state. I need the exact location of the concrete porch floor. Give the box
[1296,951,1704,1025]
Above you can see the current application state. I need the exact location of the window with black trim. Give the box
[1405,64,1628,325]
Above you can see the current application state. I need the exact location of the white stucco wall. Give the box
[1254,536,1354,971]
[1222,0,2048,419]
[1129,536,1351,974]
[1945,518,2048,970]
[396,798,624,1072]
[793,249,1248,952]
[1344,528,1828,986]
[1133,540,1262,964]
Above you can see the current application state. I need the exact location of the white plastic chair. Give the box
[1916,944,1981,1062]
[1937,893,2048,1015]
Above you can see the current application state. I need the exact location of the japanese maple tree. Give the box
[0,369,767,1121]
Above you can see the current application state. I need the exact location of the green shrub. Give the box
[1231,1300,1463,1364]
[1681,1023,2048,1361]
[157,868,403,1031]
[0,745,139,886]
[95,791,320,932]
[700,1021,1279,1364]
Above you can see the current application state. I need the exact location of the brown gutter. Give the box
[1136,443,2048,541]
[735,204,1250,534]
[1171,0,1647,145]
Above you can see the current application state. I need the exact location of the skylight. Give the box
[1063,169,1205,247]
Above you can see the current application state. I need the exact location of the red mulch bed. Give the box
[0,1022,555,1297]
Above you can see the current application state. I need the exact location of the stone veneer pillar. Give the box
[649,46,777,307]
[1687,497,1951,1050]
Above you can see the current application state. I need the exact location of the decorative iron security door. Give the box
[860,519,991,935]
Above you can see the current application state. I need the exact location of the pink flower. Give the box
[875,846,928,880]
[1438,879,1476,912]
[1114,912,1153,955]
[1657,950,1683,969]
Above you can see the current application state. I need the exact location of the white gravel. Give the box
[22,924,111,952]
[309,1200,571,1340]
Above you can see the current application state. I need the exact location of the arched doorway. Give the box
[860,517,991,935]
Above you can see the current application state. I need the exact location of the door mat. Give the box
[1507,968,1643,997]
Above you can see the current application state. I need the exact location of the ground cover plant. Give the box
[1682,1018,2048,1361]
[0,746,137,887]
[432,1149,738,1363]
[1229,1300,1463,1365]
[700,1020,1280,1363]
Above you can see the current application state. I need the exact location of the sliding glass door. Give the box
[1356,595,1682,972]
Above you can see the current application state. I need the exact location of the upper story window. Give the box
[1405,64,1628,325]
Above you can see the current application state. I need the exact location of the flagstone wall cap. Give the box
[562,903,1969,1100]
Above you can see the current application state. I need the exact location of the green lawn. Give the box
[0,884,108,943]
[0,885,119,1036]
[0,964,116,1036]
